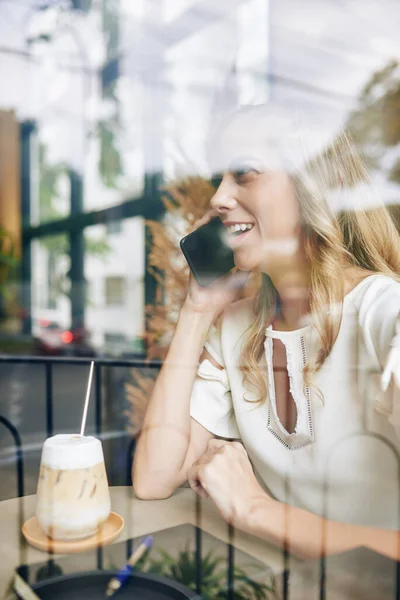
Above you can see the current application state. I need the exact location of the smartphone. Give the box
[180,217,235,287]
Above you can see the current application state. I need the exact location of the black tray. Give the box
[30,570,200,599]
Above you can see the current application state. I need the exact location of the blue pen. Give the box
[105,535,153,596]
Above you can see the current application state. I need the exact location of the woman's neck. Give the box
[266,260,311,331]
[271,282,311,331]
[267,264,371,331]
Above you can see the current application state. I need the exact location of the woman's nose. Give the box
[210,179,238,214]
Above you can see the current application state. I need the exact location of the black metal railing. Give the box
[0,354,219,597]
[2,355,400,599]
[0,415,24,499]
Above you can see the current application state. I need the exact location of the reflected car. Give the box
[33,320,95,357]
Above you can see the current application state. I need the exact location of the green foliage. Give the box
[38,145,67,224]
[102,0,119,59]
[37,233,111,259]
[85,235,111,258]
[38,143,111,304]
[99,0,123,187]
[97,119,123,188]
[0,226,19,284]
[0,226,19,319]
[136,546,278,600]
[345,59,400,182]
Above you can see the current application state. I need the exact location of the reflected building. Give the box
[0,0,398,354]
[0,0,269,354]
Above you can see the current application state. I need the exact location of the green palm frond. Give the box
[138,545,278,600]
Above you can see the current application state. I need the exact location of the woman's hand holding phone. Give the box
[182,211,249,319]
[184,270,248,319]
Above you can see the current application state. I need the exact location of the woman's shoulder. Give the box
[351,274,400,346]
[206,297,256,362]
[349,274,400,311]
[351,274,400,367]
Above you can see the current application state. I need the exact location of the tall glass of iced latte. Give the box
[36,434,111,541]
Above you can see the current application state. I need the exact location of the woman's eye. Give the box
[210,164,262,188]
[233,166,260,182]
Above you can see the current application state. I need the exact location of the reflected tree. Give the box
[38,144,110,305]
[345,59,400,224]
[98,0,123,189]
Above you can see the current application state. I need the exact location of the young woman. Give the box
[133,105,400,559]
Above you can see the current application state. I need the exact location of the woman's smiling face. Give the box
[208,119,303,274]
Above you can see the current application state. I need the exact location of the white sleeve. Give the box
[359,280,400,429]
[190,318,240,439]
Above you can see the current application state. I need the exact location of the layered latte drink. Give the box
[36,434,111,541]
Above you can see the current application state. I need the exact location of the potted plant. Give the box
[136,545,278,599]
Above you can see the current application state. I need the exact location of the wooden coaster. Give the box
[22,512,124,554]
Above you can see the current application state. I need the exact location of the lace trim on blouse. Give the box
[264,330,314,450]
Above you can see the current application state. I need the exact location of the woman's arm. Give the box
[133,230,247,500]
[187,439,400,561]
[133,306,215,500]
[133,210,248,500]
[244,495,400,560]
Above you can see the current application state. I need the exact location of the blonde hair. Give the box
[231,109,400,403]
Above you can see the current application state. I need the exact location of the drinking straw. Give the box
[80,361,94,436]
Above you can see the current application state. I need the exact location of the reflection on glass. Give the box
[31,236,71,353]
[32,142,70,226]
[84,126,145,212]
[84,219,145,356]
[162,0,270,181]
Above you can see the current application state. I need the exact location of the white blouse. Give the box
[190,275,400,529]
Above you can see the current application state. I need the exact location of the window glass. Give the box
[31,136,71,226]
[84,218,145,355]
[31,235,71,333]
[163,1,270,180]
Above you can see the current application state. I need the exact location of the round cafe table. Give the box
[0,486,286,599]
[2,487,397,600]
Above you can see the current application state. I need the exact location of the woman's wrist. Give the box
[180,300,217,325]
[167,304,214,358]
[237,488,276,535]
